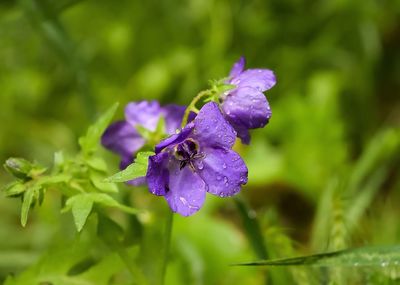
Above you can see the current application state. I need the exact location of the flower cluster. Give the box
[102,57,276,216]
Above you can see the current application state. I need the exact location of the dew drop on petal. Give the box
[222,163,227,169]
[223,176,229,186]
[216,175,222,181]
[179,197,188,206]
[197,160,204,170]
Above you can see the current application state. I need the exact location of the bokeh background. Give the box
[0,0,399,284]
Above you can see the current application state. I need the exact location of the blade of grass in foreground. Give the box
[233,245,400,267]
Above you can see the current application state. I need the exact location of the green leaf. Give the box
[233,245,400,267]
[66,194,94,232]
[79,103,119,155]
[37,174,71,186]
[85,156,108,172]
[21,186,38,227]
[88,193,138,214]
[63,193,138,231]
[3,182,26,197]
[105,151,154,182]
[90,172,118,193]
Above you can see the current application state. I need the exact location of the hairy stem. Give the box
[181,90,212,127]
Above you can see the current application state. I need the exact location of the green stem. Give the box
[160,210,174,285]
[234,196,271,285]
[181,90,212,127]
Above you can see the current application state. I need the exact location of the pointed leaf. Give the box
[233,245,400,267]
[67,194,94,232]
[21,186,37,227]
[88,193,138,214]
[105,151,153,182]
[3,182,26,197]
[79,103,119,154]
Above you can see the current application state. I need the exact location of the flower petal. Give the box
[101,121,145,167]
[146,152,170,196]
[229,56,245,78]
[193,102,236,150]
[155,122,194,154]
[165,163,206,216]
[230,69,276,92]
[196,148,247,197]
[161,104,186,134]
[221,86,271,134]
[126,176,146,186]
[125,101,161,131]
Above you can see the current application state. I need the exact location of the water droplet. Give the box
[222,163,227,169]
[216,175,222,181]
[223,176,229,186]
[197,161,204,170]
[179,197,188,206]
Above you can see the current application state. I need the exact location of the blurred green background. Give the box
[0,0,399,284]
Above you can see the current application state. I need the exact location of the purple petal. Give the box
[192,102,236,150]
[155,122,194,154]
[230,69,276,92]
[146,152,170,196]
[126,176,146,186]
[222,86,271,131]
[161,104,186,135]
[164,163,206,216]
[125,101,161,131]
[229,57,245,78]
[229,124,251,145]
[196,148,247,197]
[101,121,145,165]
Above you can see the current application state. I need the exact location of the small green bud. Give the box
[4,158,34,180]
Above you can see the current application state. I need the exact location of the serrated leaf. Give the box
[3,182,26,197]
[233,245,400,267]
[21,186,38,227]
[79,103,119,155]
[105,151,153,182]
[67,194,94,232]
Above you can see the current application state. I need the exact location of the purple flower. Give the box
[146,102,248,216]
[220,57,276,144]
[101,101,186,170]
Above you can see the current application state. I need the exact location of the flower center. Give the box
[174,139,203,170]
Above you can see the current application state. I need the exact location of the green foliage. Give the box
[2,103,139,232]
[234,245,400,267]
[105,151,154,183]
[0,0,399,284]
[79,102,119,156]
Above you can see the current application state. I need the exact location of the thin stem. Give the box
[181,90,212,128]
[160,210,174,285]
[234,196,271,285]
